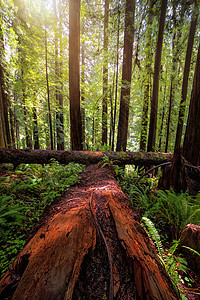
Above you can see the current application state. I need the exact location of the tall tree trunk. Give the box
[183,42,200,166]
[111,6,120,151]
[9,104,16,148]
[147,0,167,152]
[158,86,166,151]
[54,0,64,150]
[58,5,64,150]
[174,3,198,150]
[165,2,182,153]
[102,0,109,146]
[21,70,32,149]
[81,40,86,148]
[139,0,153,151]
[33,106,40,150]
[69,0,83,150]
[14,100,20,149]
[0,91,7,148]
[54,0,60,150]
[0,27,11,148]
[45,27,54,150]
[116,0,135,151]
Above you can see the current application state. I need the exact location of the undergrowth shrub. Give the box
[0,161,84,278]
[116,166,200,240]
[141,217,189,300]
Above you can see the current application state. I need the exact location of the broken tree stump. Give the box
[0,165,179,299]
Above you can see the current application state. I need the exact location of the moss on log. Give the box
[0,149,173,167]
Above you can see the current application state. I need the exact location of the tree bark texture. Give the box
[0,149,173,167]
[54,0,64,151]
[183,42,200,166]
[147,0,167,152]
[0,27,11,148]
[174,4,198,150]
[69,0,83,150]
[139,0,153,151]
[178,224,200,275]
[158,147,200,193]
[116,0,135,152]
[45,27,54,150]
[0,165,179,300]
[102,0,109,146]
[111,6,120,151]
[33,106,40,150]
[0,90,7,148]
[81,40,86,147]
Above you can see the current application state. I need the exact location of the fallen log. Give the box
[178,224,200,275]
[0,164,179,299]
[0,149,173,167]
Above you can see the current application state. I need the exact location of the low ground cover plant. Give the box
[0,161,84,278]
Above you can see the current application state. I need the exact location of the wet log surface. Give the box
[0,165,179,300]
[0,149,173,167]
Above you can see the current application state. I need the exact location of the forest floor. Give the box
[0,163,200,299]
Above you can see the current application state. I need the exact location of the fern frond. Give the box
[182,246,200,257]
[141,217,164,258]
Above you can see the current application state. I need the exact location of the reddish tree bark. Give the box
[179,224,200,275]
[174,3,199,150]
[140,0,153,151]
[116,0,135,151]
[147,0,167,152]
[102,0,109,146]
[183,42,200,166]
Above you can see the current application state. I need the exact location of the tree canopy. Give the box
[0,0,199,162]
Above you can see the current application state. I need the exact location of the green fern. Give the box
[0,196,27,230]
[141,217,189,294]
[141,217,164,257]
[155,190,200,239]
[182,246,200,257]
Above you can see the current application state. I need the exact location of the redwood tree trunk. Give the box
[140,0,153,151]
[183,42,200,166]
[0,165,179,300]
[45,26,54,150]
[111,6,120,151]
[174,3,198,150]
[69,0,83,150]
[102,0,109,146]
[147,0,167,152]
[33,106,40,150]
[116,0,135,152]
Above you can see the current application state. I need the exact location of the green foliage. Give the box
[118,166,200,240]
[0,162,84,278]
[182,246,200,258]
[141,217,189,297]
[154,190,200,239]
[141,217,164,257]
